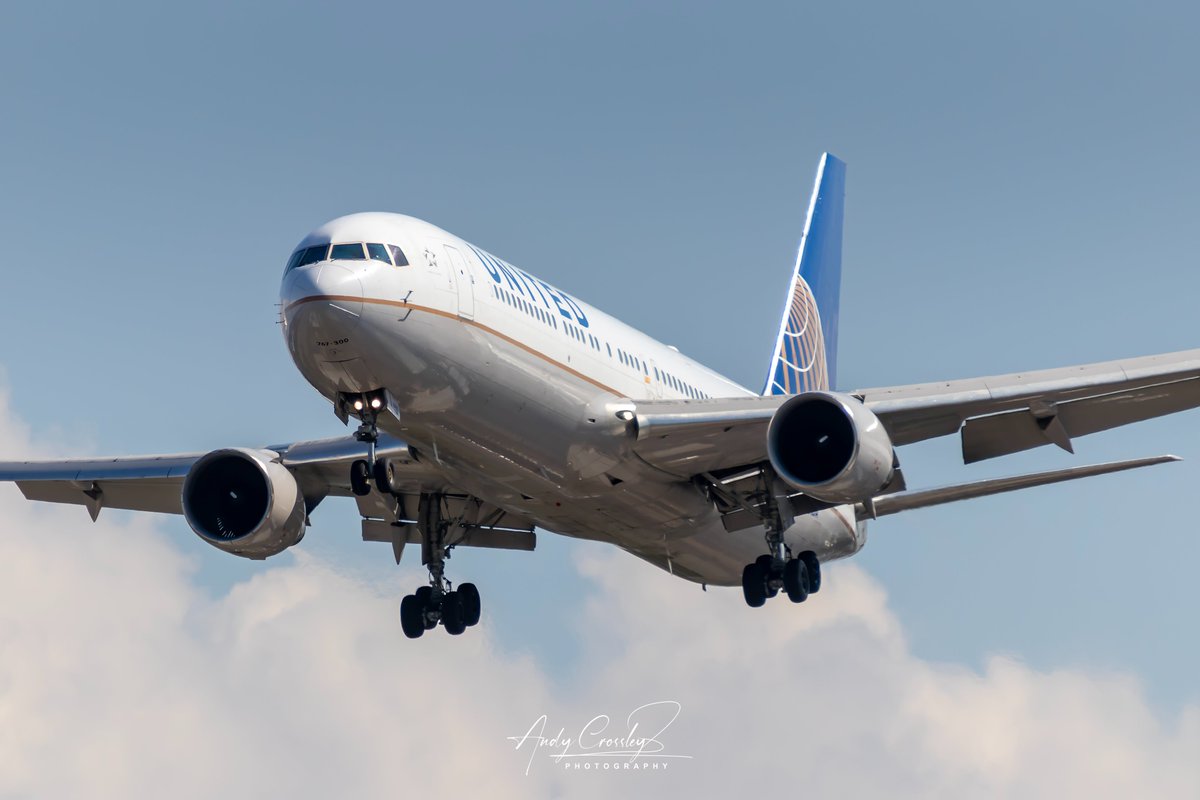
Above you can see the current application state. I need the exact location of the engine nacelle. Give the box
[767,391,895,504]
[181,448,306,560]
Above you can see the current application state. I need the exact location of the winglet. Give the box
[763,153,846,395]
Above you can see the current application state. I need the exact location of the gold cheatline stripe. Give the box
[286,294,623,396]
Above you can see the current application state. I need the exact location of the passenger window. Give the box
[330,243,366,260]
[389,244,409,266]
[297,244,329,268]
[367,243,392,264]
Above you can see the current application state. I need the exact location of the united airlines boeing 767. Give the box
[3,154,1198,638]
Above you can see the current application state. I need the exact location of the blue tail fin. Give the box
[762,153,846,395]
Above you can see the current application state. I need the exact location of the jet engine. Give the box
[766,391,895,504]
[181,448,306,560]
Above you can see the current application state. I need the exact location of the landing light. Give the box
[353,400,365,411]
[370,398,383,410]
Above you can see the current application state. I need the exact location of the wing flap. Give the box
[1,454,202,517]
[961,377,1200,462]
[15,477,184,515]
[862,348,1200,447]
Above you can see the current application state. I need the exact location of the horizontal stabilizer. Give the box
[858,454,1180,520]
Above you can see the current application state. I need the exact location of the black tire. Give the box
[350,459,371,496]
[741,562,768,608]
[783,558,809,603]
[442,591,466,635]
[373,458,398,495]
[755,554,780,597]
[801,551,821,594]
[414,586,436,628]
[400,594,425,638]
[458,582,481,627]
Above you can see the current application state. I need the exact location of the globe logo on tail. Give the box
[768,275,828,395]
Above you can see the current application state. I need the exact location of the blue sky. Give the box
[1,2,1198,793]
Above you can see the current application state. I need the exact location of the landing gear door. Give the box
[443,245,475,320]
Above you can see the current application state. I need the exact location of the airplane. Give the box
[3,153,1199,639]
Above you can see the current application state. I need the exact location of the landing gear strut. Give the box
[339,390,389,497]
[739,473,822,608]
[350,401,380,497]
[350,445,401,497]
[337,391,483,639]
[398,493,482,639]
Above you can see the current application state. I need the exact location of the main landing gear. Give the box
[338,390,483,639]
[739,478,822,608]
[399,494,482,639]
[741,549,821,608]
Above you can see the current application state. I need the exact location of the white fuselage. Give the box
[280,213,864,585]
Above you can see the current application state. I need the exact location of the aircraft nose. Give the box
[281,263,365,346]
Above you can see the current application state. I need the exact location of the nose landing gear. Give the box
[350,455,401,497]
[337,389,393,497]
[350,459,372,497]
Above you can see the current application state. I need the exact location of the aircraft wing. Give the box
[0,432,539,562]
[858,347,1200,461]
[630,347,1200,478]
[0,434,447,519]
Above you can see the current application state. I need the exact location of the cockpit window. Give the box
[291,241,408,269]
[296,244,329,268]
[366,243,392,264]
[330,243,366,260]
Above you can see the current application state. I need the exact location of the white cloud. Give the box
[0,389,1196,799]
